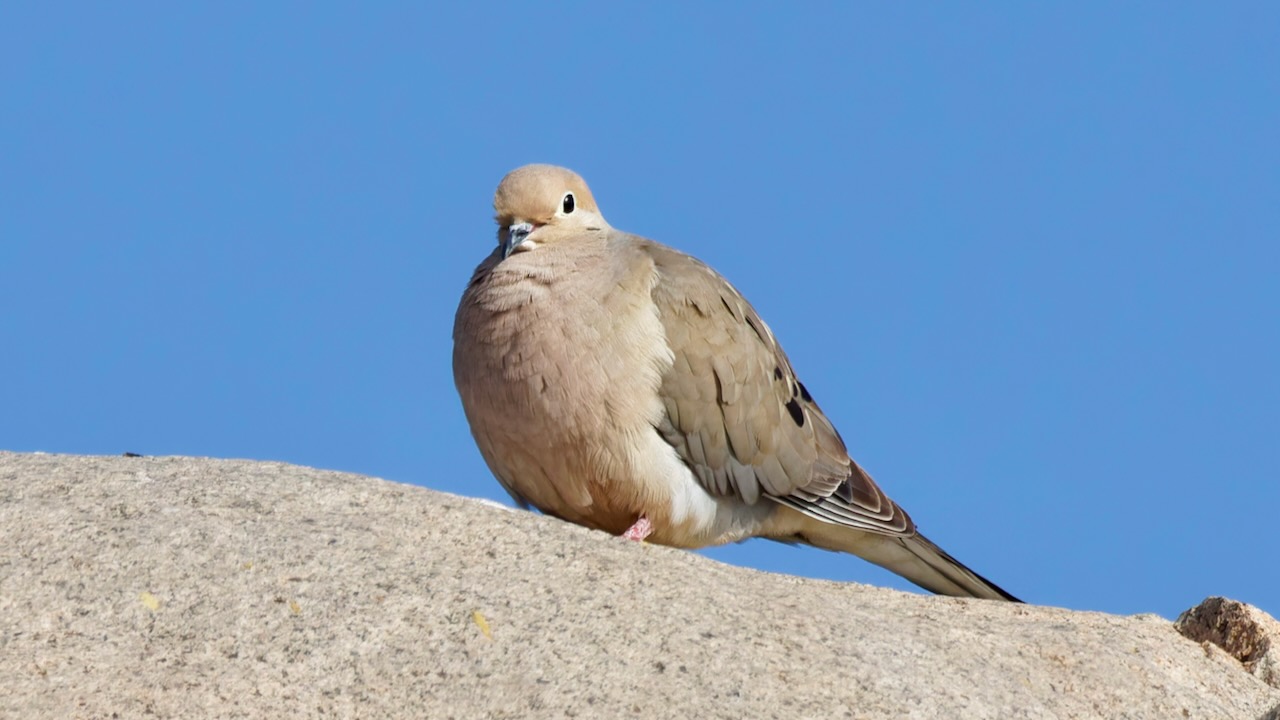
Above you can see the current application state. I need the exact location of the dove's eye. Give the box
[561,192,575,214]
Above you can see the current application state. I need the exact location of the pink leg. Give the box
[621,516,653,542]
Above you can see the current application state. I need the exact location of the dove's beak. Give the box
[502,222,535,259]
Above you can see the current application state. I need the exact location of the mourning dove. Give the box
[453,164,1020,601]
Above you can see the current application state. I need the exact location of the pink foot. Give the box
[621,516,653,542]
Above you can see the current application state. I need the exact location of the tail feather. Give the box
[786,513,1021,601]
[895,533,1021,602]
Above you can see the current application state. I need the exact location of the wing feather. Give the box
[642,239,915,538]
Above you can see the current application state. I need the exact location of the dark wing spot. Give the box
[744,315,766,343]
[797,381,813,402]
[785,398,805,427]
[773,366,784,381]
[834,478,855,503]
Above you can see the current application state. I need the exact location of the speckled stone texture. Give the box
[2,452,1278,719]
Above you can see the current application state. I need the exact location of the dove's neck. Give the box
[475,231,624,310]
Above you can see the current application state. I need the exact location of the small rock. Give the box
[1176,596,1280,689]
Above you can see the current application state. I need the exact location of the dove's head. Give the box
[493,164,608,258]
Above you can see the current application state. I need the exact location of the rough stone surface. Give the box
[2,451,1278,719]
[1178,596,1280,690]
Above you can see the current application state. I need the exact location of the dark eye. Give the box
[561,192,575,214]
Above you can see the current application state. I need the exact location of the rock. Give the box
[1178,596,1280,690]
[2,451,1278,719]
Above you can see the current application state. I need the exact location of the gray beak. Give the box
[501,222,534,259]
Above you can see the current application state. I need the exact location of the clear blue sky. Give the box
[3,4,1276,619]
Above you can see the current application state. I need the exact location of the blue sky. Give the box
[3,4,1276,619]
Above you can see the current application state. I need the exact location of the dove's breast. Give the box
[453,238,770,546]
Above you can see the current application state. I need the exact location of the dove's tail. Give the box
[787,516,1021,601]
[891,532,1022,601]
